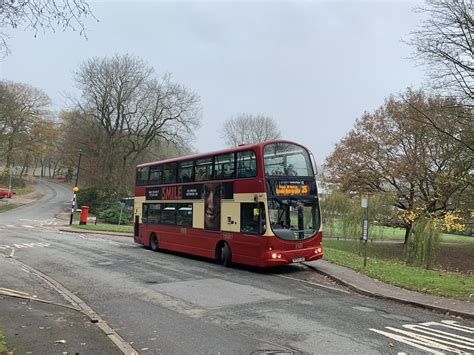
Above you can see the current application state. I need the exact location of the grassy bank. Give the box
[0,328,7,354]
[69,224,133,233]
[12,184,35,196]
[0,204,17,213]
[323,240,474,299]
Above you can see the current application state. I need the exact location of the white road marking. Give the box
[0,242,50,251]
[371,320,474,354]
[425,321,474,334]
[403,324,474,344]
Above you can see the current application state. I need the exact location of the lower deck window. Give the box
[177,204,193,227]
[143,202,193,227]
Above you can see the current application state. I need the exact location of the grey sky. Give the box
[0,0,424,164]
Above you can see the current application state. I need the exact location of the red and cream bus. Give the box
[133,140,323,267]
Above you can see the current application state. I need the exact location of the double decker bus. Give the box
[133,140,323,267]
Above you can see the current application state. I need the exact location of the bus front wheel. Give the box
[220,243,232,267]
[150,234,159,252]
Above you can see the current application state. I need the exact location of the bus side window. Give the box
[142,204,149,223]
[149,165,162,185]
[236,150,257,178]
[137,167,150,185]
[195,157,213,181]
[163,163,177,184]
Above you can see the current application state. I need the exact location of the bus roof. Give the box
[136,139,307,168]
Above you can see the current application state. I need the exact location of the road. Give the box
[0,179,473,354]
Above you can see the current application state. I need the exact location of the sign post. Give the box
[361,195,369,267]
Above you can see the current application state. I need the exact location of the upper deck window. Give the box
[264,143,313,177]
[214,153,235,180]
[195,157,213,181]
[137,167,149,185]
[163,163,177,184]
[236,150,257,178]
[149,165,162,185]
[178,160,194,183]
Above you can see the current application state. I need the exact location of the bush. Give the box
[98,203,132,225]
[76,186,119,213]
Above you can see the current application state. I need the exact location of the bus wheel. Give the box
[221,243,232,267]
[150,234,159,252]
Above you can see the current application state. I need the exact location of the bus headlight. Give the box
[315,247,322,254]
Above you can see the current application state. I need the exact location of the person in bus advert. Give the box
[203,183,221,231]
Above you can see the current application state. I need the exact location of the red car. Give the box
[0,188,13,198]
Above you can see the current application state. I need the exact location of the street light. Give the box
[69,149,83,225]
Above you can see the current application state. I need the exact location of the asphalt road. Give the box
[1,180,473,354]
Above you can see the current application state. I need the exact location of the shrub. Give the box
[98,203,132,225]
[76,186,119,213]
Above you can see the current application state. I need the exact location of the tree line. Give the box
[0,54,201,194]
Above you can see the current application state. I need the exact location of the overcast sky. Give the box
[0,0,425,164]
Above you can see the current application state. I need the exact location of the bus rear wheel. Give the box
[150,234,159,252]
[220,243,232,267]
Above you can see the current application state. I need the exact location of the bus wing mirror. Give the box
[309,152,318,176]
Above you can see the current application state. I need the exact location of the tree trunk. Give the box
[404,224,412,245]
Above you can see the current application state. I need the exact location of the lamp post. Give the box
[69,149,83,225]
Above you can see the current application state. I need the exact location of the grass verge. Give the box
[0,328,7,354]
[68,224,133,233]
[12,184,35,196]
[0,203,17,213]
[323,246,474,299]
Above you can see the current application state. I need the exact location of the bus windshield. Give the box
[264,142,313,177]
[268,197,320,240]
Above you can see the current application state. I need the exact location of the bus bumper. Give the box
[261,247,323,267]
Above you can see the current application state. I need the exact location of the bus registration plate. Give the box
[292,257,305,263]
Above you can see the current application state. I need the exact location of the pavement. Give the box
[0,255,123,355]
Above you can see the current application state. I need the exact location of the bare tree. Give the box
[409,0,473,103]
[220,113,281,146]
[73,54,201,190]
[0,0,94,56]
[406,0,473,151]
